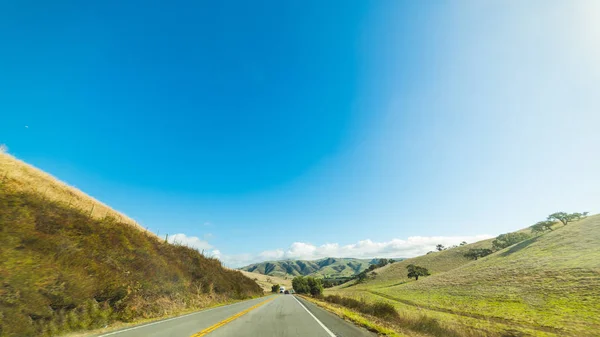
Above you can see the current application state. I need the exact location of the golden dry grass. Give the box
[0,153,263,336]
[238,270,292,292]
[0,152,144,231]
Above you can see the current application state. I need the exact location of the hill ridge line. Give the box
[0,152,147,232]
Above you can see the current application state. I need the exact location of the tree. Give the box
[530,221,554,234]
[323,279,333,288]
[406,264,430,281]
[463,248,493,260]
[292,276,310,294]
[492,232,531,250]
[377,258,389,268]
[547,212,586,226]
[306,277,323,296]
[389,259,396,264]
[271,284,280,293]
[436,244,445,251]
[459,241,468,246]
[356,271,368,283]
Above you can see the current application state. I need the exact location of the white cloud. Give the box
[218,234,493,268]
[167,233,213,251]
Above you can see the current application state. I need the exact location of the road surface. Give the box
[96,295,376,337]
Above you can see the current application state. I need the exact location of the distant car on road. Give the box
[279,286,286,294]
[284,290,290,294]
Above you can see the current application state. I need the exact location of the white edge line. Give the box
[97,297,267,336]
[293,296,336,337]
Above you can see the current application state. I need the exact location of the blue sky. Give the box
[1,1,599,267]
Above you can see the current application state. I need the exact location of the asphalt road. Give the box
[96,295,376,337]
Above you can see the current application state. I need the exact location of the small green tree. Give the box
[530,220,554,234]
[436,244,445,251]
[463,248,493,260]
[356,271,367,283]
[377,258,389,268]
[459,241,468,246]
[271,284,280,293]
[306,277,323,296]
[406,264,430,281]
[292,276,310,294]
[492,232,531,250]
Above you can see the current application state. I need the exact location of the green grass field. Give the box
[327,216,600,336]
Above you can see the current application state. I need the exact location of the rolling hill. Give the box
[0,153,262,337]
[239,257,401,278]
[328,215,600,336]
[238,270,292,292]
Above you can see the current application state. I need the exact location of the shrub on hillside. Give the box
[492,232,531,250]
[530,221,554,234]
[271,284,280,293]
[463,248,493,260]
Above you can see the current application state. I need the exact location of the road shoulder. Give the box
[295,296,380,337]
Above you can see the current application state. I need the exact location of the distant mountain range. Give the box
[239,257,403,278]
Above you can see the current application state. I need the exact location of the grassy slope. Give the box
[0,154,262,337]
[329,216,599,336]
[238,270,292,292]
[239,257,377,278]
[0,153,141,229]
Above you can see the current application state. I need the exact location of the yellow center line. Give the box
[190,297,275,337]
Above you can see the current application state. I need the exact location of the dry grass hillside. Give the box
[0,153,262,337]
[328,215,600,336]
[238,270,292,292]
[0,153,142,230]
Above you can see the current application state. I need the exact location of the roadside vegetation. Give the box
[292,276,324,296]
[0,154,262,337]
[325,213,599,336]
